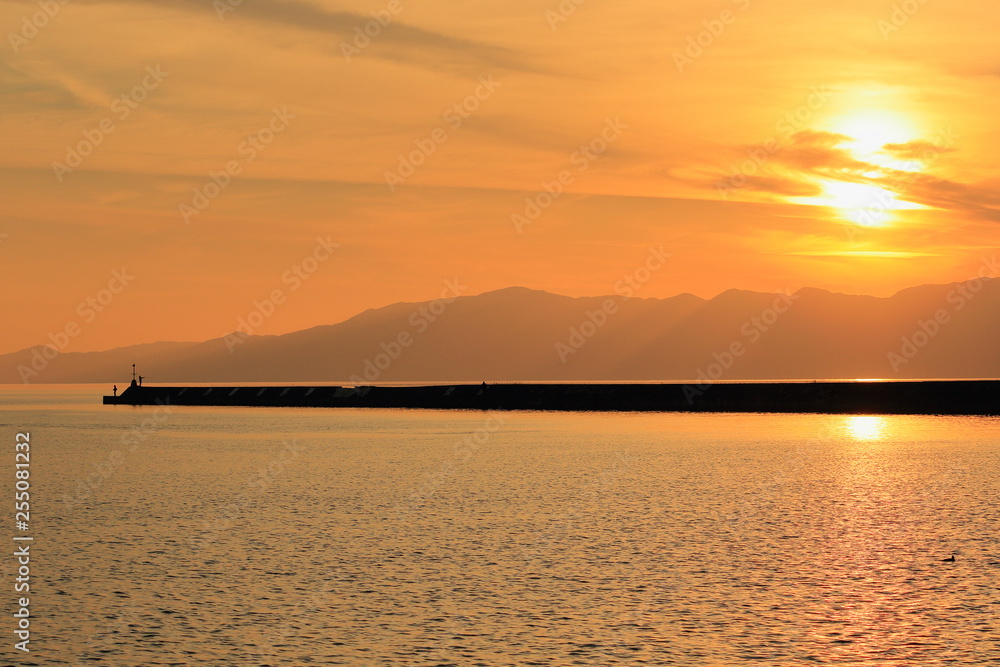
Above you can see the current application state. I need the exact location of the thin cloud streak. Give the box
[69,0,542,74]
[706,130,1000,222]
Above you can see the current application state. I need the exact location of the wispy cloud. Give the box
[786,250,939,258]
[882,140,954,161]
[706,129,1000,222]
[68,0,539,74]
[0,62,88,110]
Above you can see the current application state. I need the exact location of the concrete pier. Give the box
[102,380,1000,415]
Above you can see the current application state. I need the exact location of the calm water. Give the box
[2,385,999,665]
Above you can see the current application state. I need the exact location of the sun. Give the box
[828,110,926,172]
[796,110,929,226]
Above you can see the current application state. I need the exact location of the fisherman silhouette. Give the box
[138,376,144,387]
[113,385,117,397]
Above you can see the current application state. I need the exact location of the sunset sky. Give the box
[2,0,999,354]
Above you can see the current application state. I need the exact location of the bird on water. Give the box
[943,554,956,562]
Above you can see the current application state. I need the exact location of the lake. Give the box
[2,384,999,665]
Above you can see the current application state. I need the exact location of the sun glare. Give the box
[795,109,931,225]
[845,415,888,442]
[821,181,899,226]
[829,111,918,164]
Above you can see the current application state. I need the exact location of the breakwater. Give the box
[102,380,1000,415]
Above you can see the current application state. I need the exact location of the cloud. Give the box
[878,170,1000,221]
[769,130,869,173]
[0,62,88,110]
[881,140,954,161]
[708,129,1000,222]
[70,0,539,75]
[729,174,823,198]
[786,250,939,258]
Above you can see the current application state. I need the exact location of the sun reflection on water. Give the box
[844,415,888,441]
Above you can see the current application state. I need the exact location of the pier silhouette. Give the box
[103,379,1000,415]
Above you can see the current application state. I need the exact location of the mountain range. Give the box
[4,279,999,384]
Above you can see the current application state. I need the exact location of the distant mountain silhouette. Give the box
[3,280,999,383]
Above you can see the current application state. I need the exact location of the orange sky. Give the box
[2,0,999,354]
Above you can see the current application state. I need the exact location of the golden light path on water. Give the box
[8,387,999,665]
[844,415,889,441]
